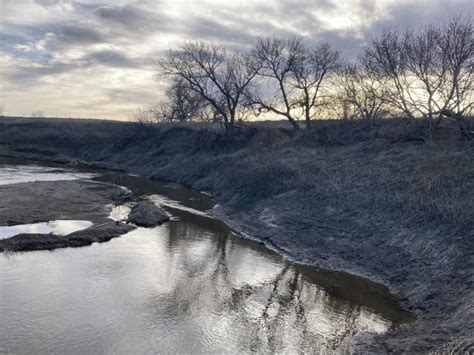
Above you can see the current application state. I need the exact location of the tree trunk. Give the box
[224,122,234,136]
[228,112,235,136]
[441,109,471,141]
[305,107,312,130]
[288,117,300,131]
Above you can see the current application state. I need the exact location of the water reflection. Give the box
[0,209,411,354]
[140,217,404,353]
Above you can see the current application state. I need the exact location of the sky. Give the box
[0,0,472,120]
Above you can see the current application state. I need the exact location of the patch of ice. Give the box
[0,220,93,240]
[0,165,97,186]
[108,204,131,221]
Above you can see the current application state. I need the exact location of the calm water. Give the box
[0,163,412,353]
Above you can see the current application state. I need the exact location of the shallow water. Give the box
[0,165,413,353]
[0,220,93,240]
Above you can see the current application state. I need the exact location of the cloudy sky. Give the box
[0,0,472,120]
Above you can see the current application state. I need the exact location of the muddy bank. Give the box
[0,117,473,352]
[0,180,135,252]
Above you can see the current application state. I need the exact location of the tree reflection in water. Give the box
[137,209,410,353]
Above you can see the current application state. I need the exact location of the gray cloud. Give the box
[4,49,141,87]
[93,3,171,36]
[187,9,298,46]
[254,0,335,20]
[34,0,65,7]
[105,87,156,103]
[82,49,136,68]
[94,4,149,24]
[362,0,474,41]
[3,61,77,86]
[184,16,257,46]
[55,24,105,45]
[0,22,105,54]
[315,31,365,59]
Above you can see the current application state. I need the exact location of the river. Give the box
[0,160,412,353]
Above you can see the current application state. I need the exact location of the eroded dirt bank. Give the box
[0,179,134,252]
[0,117,472,352]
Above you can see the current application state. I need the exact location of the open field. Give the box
[0,116,473,352]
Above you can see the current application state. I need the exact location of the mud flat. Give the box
[0,180,134,252]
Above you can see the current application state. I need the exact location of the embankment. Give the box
[0,116,472,352]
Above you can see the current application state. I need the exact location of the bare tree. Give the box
[31,111,45,119]
[403,22,472,136]
[158,42,260,135]
[404,24,446,130]
[250,37,305,130]
[291,42,340,129]
[132,106,156,125]
[438,18,474,139]
[363,29,416,120]
[337,63,389,121]
[151,18,470,138]
[364,19,473,139]
[153,77,208,122]
[250,37,340,130]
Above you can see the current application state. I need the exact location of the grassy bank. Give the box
[0,116,473,352]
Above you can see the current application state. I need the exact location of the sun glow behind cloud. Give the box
[0,0,471,120]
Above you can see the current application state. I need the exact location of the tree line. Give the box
[150,17,473,139]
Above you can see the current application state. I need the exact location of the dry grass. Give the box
[432,333,474,354]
